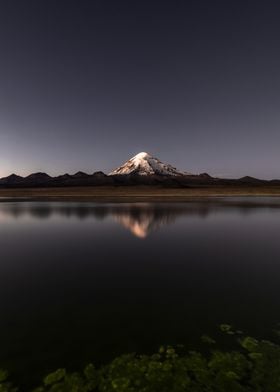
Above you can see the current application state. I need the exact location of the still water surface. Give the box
[0,199,280,384]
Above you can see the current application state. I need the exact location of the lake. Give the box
[0,198,280,387]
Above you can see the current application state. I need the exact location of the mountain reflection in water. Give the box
[1,198,280,385]
[112,205,178,238]
[1,199,280,238]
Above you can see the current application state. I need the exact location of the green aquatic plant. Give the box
[1,326,280,391]
[0,370,17,392]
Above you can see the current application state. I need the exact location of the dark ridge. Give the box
[55,173,72,180]
[0,173,23,185]
[270,179,280,185]
[23,172,52,186]
[198,172,212,178]
[72,171,89,178]
[25,172,51,180]
[92,171,107,177]
[238,176,266,184]
[0,171,279,188]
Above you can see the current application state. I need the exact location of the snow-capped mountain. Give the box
[109,152,191,176]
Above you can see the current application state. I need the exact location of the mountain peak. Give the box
[109,152,191,176]
[133,151,151,159]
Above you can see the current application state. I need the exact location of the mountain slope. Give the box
[0,174,23,185]
[109,152,191,176]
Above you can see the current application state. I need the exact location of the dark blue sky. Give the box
[1,0,280,178]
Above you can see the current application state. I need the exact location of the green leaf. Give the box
[43,369,66,386]
[0,370,8,383]
[201,335,216,345]
[220,324,234,334]
[240,337,259,352]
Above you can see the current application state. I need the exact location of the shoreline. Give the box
[1,185,280,202]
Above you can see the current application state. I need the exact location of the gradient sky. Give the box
[1,0,280,179]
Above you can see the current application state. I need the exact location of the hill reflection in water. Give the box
[1,199,280,238]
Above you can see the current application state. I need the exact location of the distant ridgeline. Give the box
[0,153,279,188]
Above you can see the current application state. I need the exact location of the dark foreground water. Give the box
[0,198,280,386]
